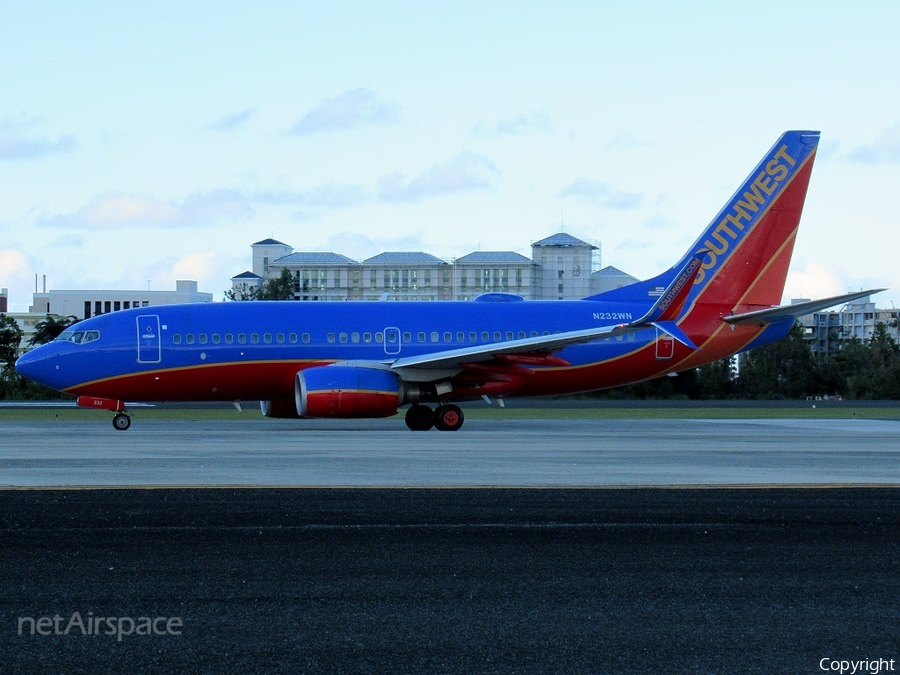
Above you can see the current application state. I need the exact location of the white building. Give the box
[29,280,212,320]
[232,232,632,302]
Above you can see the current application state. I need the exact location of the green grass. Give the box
[1,402,898,422]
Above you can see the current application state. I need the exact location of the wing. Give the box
[389,252,706,375]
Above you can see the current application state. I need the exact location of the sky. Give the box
[2,1,899,312]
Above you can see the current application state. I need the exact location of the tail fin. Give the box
[593,130,820,314]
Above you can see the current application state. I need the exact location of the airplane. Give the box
[15,130,883,432]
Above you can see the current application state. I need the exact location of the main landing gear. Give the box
[404,403,465,432]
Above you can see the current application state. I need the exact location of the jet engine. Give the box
[295,365,402,418]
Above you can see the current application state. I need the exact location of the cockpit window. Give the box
[55,328,100,344]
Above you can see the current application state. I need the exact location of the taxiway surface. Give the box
[2,416,898,486]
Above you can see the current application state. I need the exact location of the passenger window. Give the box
[225,333,234,344]
[444,332,452,342]
[517,331,525,339]
[363,332,372,343]
[289,333,299,343]
[173,334,182,345]
[238,334,247,344]
[469,332,477,342]
[186,334,195,345]
[457,332,465,342]
[263,333,272,344]
[375,332,383,343]
[403,332,411,342]
[251,334,260,344]
[481,332,489,341]
[493,332,501,341]
[327,333,336,343]
[199,334,208,344]
[506,332,514,340]
[339,333,348,343]
[351,332,360,343]
[430,332,439,343]
[276,333,285,344]
[212,334,221,344]
[417,332,426,343]
[530,331,538,337]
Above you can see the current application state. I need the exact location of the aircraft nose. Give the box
[15,345,56,387]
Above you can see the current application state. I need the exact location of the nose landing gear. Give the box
[112,412,132,431]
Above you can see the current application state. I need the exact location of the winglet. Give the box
[651,321,700,350]
[635,251,707,325]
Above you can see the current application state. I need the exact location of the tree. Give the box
[736,323,822,399]
[28,315,79,346]
[696,358,736,399]
[225,268,295,301]
[0,314,23,372]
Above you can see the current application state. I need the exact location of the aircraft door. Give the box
[655,326,674,360]
[137,315,162,363]
[383,327,401,355]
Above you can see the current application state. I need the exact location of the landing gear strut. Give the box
[404,403,465,432]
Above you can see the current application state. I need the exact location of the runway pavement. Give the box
[3,415,898,672]
[1,416,898,486]
[2,487,899,674]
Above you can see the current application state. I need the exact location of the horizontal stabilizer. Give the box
[723,289,886,327]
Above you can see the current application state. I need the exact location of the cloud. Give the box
[844,124,900,163]
[302,183,370,208]
[377,151,500,202]
[207,109,255,132]
[471,111,552,137]
[290,88,400,135]
[558,179,644,209]
[43,189,254,230]
[784,262,845,300]
[0,118,76,161]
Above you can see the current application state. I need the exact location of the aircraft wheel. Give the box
[405,404,434,431]
[433,404,464,432]
[113,413,132,431]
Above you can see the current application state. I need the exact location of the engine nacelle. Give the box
[260,399,302,419]
[296,365,400,418]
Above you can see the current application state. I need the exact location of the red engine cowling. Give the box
[296,365,400,418]
[260,399,302,419]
